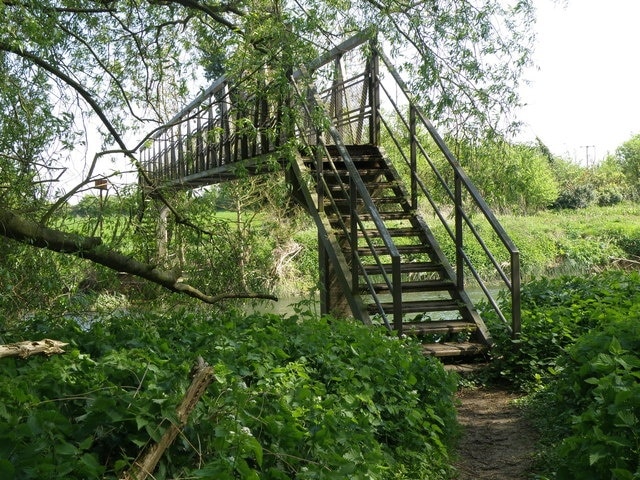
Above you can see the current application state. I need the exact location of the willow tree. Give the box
[0,0,536,304]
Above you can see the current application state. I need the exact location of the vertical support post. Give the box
[409,106,418,211]
[368,43,380,146]
[315,145,324,214]
[318,234,329,316]
[511,250,521,339]
[221,82,231,165]
[392,255,402,334]
[170,125,177,181]
[350,176,359,294]
[186,113,192,176]
[333,56,344,142]
[196,104,203,173]
[455,172,464,289]
[207,99,214,169]
[304,84,314,146]
[177,123,185,178]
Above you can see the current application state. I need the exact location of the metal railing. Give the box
[137,31,521,337]
[290,65,403,330]
[371,45,521,337]
[292,35,521,337]
[140,74,283,185]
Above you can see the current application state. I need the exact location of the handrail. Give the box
[290,68,404,330]
[373,44,521,337]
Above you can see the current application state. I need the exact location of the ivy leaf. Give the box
[0,459,15,480]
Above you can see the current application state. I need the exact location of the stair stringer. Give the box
[289,153,371,324]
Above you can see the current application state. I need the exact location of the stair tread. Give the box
[422,342,488,357]
[356,244,432,255]
[369,299,464,314]
[360,227,421,238]
[366,279,453,293]
[362,261,444,274]
[400,320,477,334]
[332,196,406,204]
[340,211,412,220]
[327,180,398,191]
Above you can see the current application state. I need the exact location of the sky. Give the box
[517,0,640,165]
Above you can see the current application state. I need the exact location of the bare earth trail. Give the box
[453,388,538,480]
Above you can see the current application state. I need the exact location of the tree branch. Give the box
[0,207,277,304]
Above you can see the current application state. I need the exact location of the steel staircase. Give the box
[294,143,492,357]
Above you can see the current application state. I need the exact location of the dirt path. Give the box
[453,388,538,480]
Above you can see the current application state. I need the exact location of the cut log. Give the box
[0,339,69,359]
[121,357,215,480]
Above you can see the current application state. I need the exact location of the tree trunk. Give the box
[0,339,69,359]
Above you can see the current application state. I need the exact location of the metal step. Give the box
[366,279,454,294]
[355,244,432,256]
[336,211,413,222]
[327,179,398,192]
[359,227,421,238]
[362,261,444,275]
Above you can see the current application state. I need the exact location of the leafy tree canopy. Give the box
[0,0,537,300]
[616,132,640,199]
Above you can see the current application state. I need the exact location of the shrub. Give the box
[486,271,640,479]
[597,187,624,207]
[485,271,640,390]
[0,309,458,479]
[539,324,640,479]
[551,184,596,210]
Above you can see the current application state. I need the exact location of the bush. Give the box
[597,187,624,207]
[0,309,458,479]
[485,271,640,390]
[537,323,640,479]
[551,184,597,210]
[484,271,640,479]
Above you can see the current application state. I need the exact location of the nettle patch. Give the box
[484,271,640,479]
[0,308,458,479]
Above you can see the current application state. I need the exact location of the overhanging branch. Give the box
[0,207,277,304]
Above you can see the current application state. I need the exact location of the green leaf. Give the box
[589,451,607,466]
[0,459,15,480]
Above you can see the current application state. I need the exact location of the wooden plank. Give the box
[0,339,68,359]
[366,279,453,294]
[369,299,462,314]
[362,261,443,275]
[401,320,477,335]
[422,342,487,357]
[359,227,420,238]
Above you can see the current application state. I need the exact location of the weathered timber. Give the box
[121,357,215,480]
[0,339,69,359]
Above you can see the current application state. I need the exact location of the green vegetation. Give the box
[482,271,640,479]
[426,202,640,281]
[616,133,640,200]
[0,309,457,479]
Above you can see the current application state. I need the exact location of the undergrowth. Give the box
[483,270,640,479]
[0,308,458,479]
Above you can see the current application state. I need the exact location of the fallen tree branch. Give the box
[0,339,69,359]
[121,357,215,480]
[0,207,278,304]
